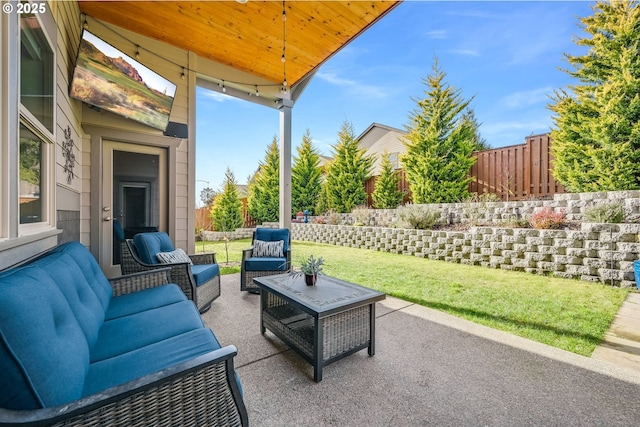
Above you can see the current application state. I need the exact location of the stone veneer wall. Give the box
[292,222,640,288]
[331,190,640,227]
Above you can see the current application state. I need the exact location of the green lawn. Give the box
[197,239,628,356]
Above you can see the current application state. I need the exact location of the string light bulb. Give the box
[181,68,186,80]
[83,16,89,30]
[222,81,226,93]
[135,45,140,59]
[255,86,260,97]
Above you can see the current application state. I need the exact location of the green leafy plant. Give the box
[300,255,324,275]
[397,204,441,229]
[529,206,566,229]
[585,203,625,223]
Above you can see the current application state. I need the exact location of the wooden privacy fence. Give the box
[469,134,565,201]
[364,133,565,205]
[196,198,256,231]
[364,170,412,207]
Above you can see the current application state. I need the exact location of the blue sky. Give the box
[195,0,594,194]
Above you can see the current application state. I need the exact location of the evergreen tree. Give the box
[247,137,280,223]
[315,176,330,215]
[464,109,490,151]
[402,58,478,203]
[209,167,243,231]
[372,151,405,209]
[324,121,373,212]
[292,130,322,214]
[549,0,640,192]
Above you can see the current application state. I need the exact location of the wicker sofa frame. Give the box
[123,240,220,313]
[0,268,248,427]
[240,230,291,293]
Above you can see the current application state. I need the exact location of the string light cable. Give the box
[79,12,288,99]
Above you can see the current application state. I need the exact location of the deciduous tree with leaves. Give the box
[549,0,640,192]
[247,137,280,223]
[371,151,405,209]
[324,121,373,212]
[402,58,478,204]
[292,130,322,214]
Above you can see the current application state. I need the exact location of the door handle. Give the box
[104,216,111,222]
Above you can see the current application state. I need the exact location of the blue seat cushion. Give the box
[105,284,187,320]
[0,265,89,410]
[133,232,175,265]
[83,328,221,397]
[255,228,290,253]
[244,257,288,271]
[90,300,204,363]
[191,263,220,287]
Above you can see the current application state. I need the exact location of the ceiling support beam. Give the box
[278,99,293,230]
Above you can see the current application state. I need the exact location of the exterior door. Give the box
[101,141,167,276]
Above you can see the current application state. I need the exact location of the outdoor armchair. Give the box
[125,232,220,313]
[241,227,291,292]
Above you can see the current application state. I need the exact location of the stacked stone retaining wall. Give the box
[292,222,640,288]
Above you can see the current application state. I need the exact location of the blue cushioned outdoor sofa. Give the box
[0,241,247,426]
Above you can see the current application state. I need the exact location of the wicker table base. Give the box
[254,273,385,382]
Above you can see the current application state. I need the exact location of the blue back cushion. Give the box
[0,265,89,409]
[51,242,113,312]
[255,228,290,253]
[35,251,106,348]
[134,232,175,265]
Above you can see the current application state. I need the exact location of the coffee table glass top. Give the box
[254,273,385,314]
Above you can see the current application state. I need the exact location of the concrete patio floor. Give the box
[202,274,640,426]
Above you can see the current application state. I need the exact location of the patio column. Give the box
[278,99,293,230]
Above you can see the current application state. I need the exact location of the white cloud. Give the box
[503,87,553,108]
[425,30,447,39]
[447,49,480,57]
[483,119,551,136]
[316,71,389,99]
[198,90,238,103]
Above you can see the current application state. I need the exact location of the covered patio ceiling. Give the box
[79,0,400,99]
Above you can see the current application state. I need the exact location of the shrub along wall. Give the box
[330,190,640,226]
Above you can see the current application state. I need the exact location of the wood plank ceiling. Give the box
[78,1,400,88]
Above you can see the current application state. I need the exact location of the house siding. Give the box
[54,0,83,246]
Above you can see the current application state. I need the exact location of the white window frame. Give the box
[0,2,57,243]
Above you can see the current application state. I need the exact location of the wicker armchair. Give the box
[124,232,221,313]
[241,228,291,292]
[0,268,248,427]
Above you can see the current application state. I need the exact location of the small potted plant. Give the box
[300,255,324,286]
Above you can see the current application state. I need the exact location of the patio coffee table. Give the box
[253,273,385,382]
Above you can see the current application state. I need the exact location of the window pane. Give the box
[19,123,43,224]
[20,14,54,132]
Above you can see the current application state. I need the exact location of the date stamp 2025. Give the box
[3,2,47,15]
